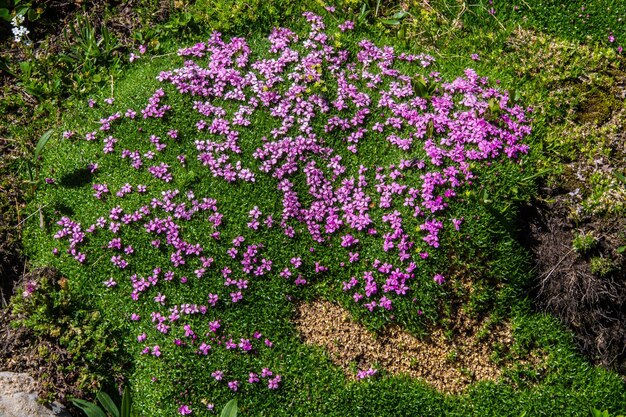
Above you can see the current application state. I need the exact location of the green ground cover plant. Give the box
[17,4,626,416]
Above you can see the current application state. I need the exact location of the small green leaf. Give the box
[617,245,626,254]
[0,8,10,21]
[358,3,370,22]
[27,8,38,21]
[391,11,408,19]
[120,385,132,417]
[19,61,32,76]
[380,18,400,25]
[69,398,107,417]
[92,73,102,83]
[0,55,14,76]
[34,129,54,161]
[426,120,434,138]
[220,399,238,417]
[96,392,119,417]
[488,98,500,113]
[613,171,626,185]
[481,188,492,204]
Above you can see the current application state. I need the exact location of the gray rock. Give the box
[0,372,71,417]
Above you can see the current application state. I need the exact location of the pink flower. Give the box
[178,405,192,415]
[356,367,377,380]
[433,274,445,285]
[230,291,243,303]
[339,20,355,32]
[268,375,281,389]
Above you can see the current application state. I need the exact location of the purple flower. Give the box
[22,280,38,298]
[339,20,355,32]
[356,367,377,380]
[268,375,281,389]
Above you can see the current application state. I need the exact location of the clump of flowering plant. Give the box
[36,9,531,415]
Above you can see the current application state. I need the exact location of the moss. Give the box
[575,89,620,126]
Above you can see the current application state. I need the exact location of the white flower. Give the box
[11,14,25,26]
[11,14,29,43]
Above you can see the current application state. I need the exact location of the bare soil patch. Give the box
[294,300,541,394]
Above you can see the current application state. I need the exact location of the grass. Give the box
[6,0,626,416]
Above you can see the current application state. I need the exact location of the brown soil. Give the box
[294,300,543,394]
[527,196,626,373]
[0,308,84,410]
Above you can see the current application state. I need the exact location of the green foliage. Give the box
[590,256,615,277]
[25,128,54,192]
[488,0,626,48]
[71,385,135,417]
[0,0,45,23]
[190,0,310,34]
[71,398,107,417]
[591,407,626,417]
[6,0,626,415]
[11,271,127,394]
[20,11,626,416]
[62,14,121,67]
[572,232,599,254]
[221,399,238,417]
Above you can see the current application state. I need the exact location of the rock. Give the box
[0,372,71,417]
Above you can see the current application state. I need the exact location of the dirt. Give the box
[526,195,626,373]
[0,285,85,412]
[294,299,543,394]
